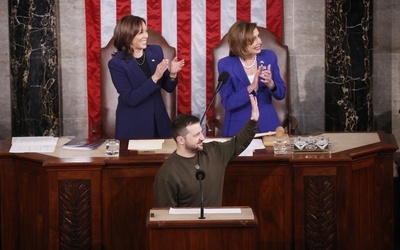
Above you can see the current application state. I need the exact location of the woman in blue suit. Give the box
[109,15,185,139]
[218,20,286,137]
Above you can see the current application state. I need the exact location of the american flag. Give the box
[85,0,282,138]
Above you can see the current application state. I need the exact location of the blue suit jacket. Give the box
[108,45,177,139]
[218,50,286,137]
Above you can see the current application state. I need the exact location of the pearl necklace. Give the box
[240,55,257,69]
[135,53,146,66]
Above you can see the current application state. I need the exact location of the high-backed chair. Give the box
[209,27,298,136]
[100,29,177,139]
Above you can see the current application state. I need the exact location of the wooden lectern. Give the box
[146,206,258,250]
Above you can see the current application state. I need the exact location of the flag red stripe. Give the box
[267,0,283,41]
[176,0,191,114]
[85,0,102,138]
[237,0,251,21]
[147,0,162,33]
[206,0,221,120]
[116,0,131,20]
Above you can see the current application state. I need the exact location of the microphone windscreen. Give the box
[195,169,206,181]
[218,71,230,83]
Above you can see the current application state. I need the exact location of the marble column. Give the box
[9,0,60,136]
[325,0,373,131]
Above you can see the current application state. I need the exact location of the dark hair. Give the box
[227,20,258,58]
[171,114,200,141]
[112,15,147,57]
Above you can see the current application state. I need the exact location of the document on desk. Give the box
[63,138,106,150]
[203,138,229,143]
[254,131,276,137]
[10,136,59,153]
[239,138,265,156]
[169,207,241,214]
[203,138,265,156]
[128,139,165,150]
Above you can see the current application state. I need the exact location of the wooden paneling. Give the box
[0,132,397,249]
[18,161,46,250]
[293,161,347,250]
[147,226,258,250]
[0,158,18,250]
[102,167,159,250]
[146,207,259,249]
[223,164,292,249]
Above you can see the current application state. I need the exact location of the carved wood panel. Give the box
[304,176,336,249]
[59,180,92,250]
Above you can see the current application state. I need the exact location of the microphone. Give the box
[195,169,205,181]
[195,169,206,219]
[215,71,230,93]
[200,71,230,125]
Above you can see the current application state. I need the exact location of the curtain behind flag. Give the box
[85,0,283,138]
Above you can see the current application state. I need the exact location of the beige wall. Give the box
[59,0,88,138]
[1,0,399,148]
[373,0,400,144]
[284,0,326,134]
[0,0,10,137]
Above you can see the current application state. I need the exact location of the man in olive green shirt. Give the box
[153,94,259,207]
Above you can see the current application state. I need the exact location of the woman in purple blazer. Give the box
[218,20,286,137]
[109,15,185,139]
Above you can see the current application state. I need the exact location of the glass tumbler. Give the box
[105,139,120,156]
[273,137,287,154]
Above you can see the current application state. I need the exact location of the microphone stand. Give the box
[199,179,205,219]
[195,168,206,219]
[200,71,229,127]
[199,91,219,126]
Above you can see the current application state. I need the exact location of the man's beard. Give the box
[185,143,203,153]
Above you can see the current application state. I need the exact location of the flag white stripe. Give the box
[220,0,236,38]
[251,0,266,27]
[191,0,207,118]
[132,0,147,21]
[161,1,177,50]
[101,0,117,47]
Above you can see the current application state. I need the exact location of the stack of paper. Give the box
[169,207,242,214]
[63,138,106,150]
[10,136,59,153]
[128,139,165,151]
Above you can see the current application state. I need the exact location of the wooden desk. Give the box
[146,206,258,249]
[0,132,397,249]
